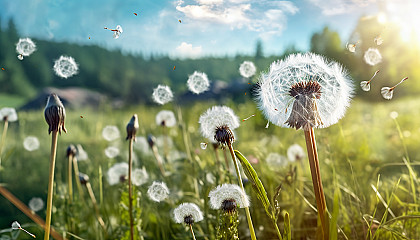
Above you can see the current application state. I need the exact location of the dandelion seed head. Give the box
[107,162,128,185]
[102,125,120,141]
[199,106,240,142]
[239,61,257,78]
[23,136,40,151]
[381,87,393,100]
[53,55,79,79]
[76,144,88,161]
[255,53,353,130]
[0,107,18,122]
[173,203,204,224]
[156,110,177,127]
[104,146,120,158]
[364,48,382,66]
[28,197,44,212]
[11,221,20,229]
[287,144,305,162]
[266,153,288,167]
[187,71,210,94]
[147,181,170,202]
[134,136,152,156]
[152,85,173,105]
[132,167,149,186]
[208,184,250,210]
[390,111,398,119]
[16,38,36,57]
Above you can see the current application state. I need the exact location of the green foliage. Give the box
[216,211,239,240]
[118,186,143,240]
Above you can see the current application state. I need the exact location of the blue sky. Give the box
[0,0,385,58]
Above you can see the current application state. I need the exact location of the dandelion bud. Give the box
[126,114,139,141]
[66,144,77,158]
[147,134,156,148]
[79,172,89,185]
[44,93,67,134]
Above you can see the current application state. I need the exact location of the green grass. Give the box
[0,96,420,239]
[0,94,27,108]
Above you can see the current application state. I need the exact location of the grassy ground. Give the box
[0,96,419,239]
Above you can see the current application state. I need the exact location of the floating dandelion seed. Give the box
[364,48,382,66]
[156,110,177,127]
[346,42,357,53]
[104,146,120,158]
[360,70,380,92]
[53,55,79,79]
[209,184,250,211]
[147,181,169,202]
[174,203,204,224]
[102,125,120,141]
[199,106,239,142]
[242,114,255,122]
[187,71,210,94]
[287,144,305,162]
[374,35,383,45]
[107,162,128,185]
[239,61,257,78]
[105,25,123,39]
[152,85,173,105]
[381,77,408,100]
[200,142,207,150]
[23,136,40,151]
[28,197,44,212]
[0,107,18,122]
[16,38,36,60]
[132,167,149,186]
[266,153,288,167]
[11,221,36,238]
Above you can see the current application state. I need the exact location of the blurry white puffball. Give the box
[239,61,256,78]
[28,197,44,212]
[134,136,152,156]
[147,181,170,202]
[53,55,79,79]
[287,144,305,162]
[152,85,173,105]
[23,136,40,151]
[187,71,210,94]
[364,48,382,66]
[0,107,18,122]
[102,125,120,141]
[76,144,89,161]
[156,110,177,127]
[266,153,288,167]
[16,38,36,59]
[104,146,120,158]
[132,167,149,186]
[107,162,128,185]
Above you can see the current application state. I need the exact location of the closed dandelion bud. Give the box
[44,93,67,134]
[79,172,89,185]
[173,203,204,225]
[126,114,139,141]
[66,144,77,158]
[147,134,156,148]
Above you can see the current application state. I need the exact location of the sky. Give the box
[0,0,415,59]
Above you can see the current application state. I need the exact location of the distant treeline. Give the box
[1,17,419,104]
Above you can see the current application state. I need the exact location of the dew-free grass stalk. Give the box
[128,138,134,240]
[44,130,58,240]
[189,224,197,240]
[0,118,9,168]
[304,128,329,240]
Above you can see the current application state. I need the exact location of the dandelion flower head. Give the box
[28,197,44,212]
[255,52,353,130]
[53,55,79,79]
[102,125,120,141]
[132,167,149,186]
[173,203,204,225]
[147,181,170,202]
[156,110,177,127]
[23,136,40,151]
[0,107,18,122]
[107,162,128,185]
[287,144,305,162]
[104,146,120,158]
[16,38,36,57]
[364,48,382,66]
[187,71,210,94]
[208,184,250,210]
[199,106,240,142]
[239,61,257,78]
[152,85,173,105]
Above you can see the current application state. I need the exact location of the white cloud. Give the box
[173,42,203,59]
[196,0,224,5]
[307,0,376,15]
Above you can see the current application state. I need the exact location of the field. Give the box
[0,96,420,240]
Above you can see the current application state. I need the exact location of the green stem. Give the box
[128,139,134,240]
[0,119,9,169]
[44,130,58,240]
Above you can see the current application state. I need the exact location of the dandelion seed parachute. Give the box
[360,81,371,91]
[381,87,393,100]
[11,221,21,229]
[102,125,120,141]
[239,61,257,78]
[147,181,169,202]
[199,106,240,141]
[173,203,204,224]
[208,184,250,210]
[346,43,356,53]
[364,48,382,66]
[152,85,173,105]
[113,25,123,39]
[23,136,40,151]
[187,71,210,94]
[0,107,18,122]
[156,110,177,127]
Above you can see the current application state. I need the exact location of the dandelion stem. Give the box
[0,119,9,168]
[128,138,134,240]
[304,128,329,240]
[151,145,166,176]
[67,155,73,203]
[44,130,58,240]
[86,182,107,235]
[72,156,84,199]
[189,224,197,240]
[227,141,257,240]
[222,148,231,175]
[162,125,169,161]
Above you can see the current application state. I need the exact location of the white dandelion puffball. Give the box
[266,153,288,167]
[199,106,240,141]
[187,71,210,94]
[134,136,152,156]
[23,136,40,151]
[16,38,36,57]
[381,87,393,100]
[156,110,177,127]
[113,25,123,39]
[287,144,305,162]
[152,85,173,105]
[102,125,120,141]
[255,53,353,130]
[104,146,120,158]
[76,144,89,161]
[208,184,250,209]
[0,107,18,122]
[390,111,398,119]
[239,61,257,78]
[11,221,21,229]
[364,48,382,66]
[132,167,149,186]
[147,181,170,202]
[107,162,128,185]
[53,55,79,79]
[173,203,204,224]
[28,197,44,212]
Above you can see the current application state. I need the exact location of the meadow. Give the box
[0,95,420,240]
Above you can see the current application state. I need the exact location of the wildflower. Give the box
[287,144,305,162]
[239,61,256,78]
[104,146,120,158]
[173,203,204,225]
[107,162,128,185]
[266,153,288,167]
[255,52,353,130]
[156,110,177,127]
[53,55,79,79]
[199,106,240,143]
[132,167,149,186]
[28,197,44,212]
[23,136,40,151]
[364,48,382,66]
[147,181,169,202]
[102,125,120,141]
[44,93,67,134]
[126,114,139,141]
[16,38,36,60]
[209,184,250,212]
[187,71,210,94]
[152,85,173,105]
[0,107,18,122]
[381,77,408,100]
